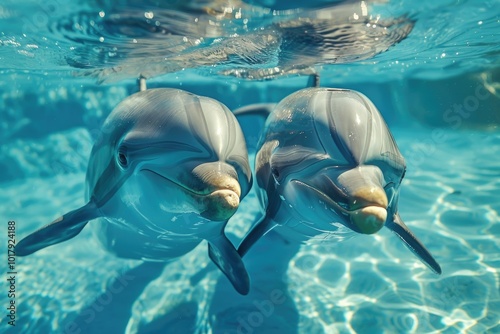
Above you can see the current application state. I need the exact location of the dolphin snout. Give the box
[200,170,242,198]
[336,166,389,234]
[191,162,241,197]
[192,162,242,221]
[200,188,240,221]
[349,186,388,234]
[350,186,388,210]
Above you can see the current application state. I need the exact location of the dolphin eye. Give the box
[117,147,128,167]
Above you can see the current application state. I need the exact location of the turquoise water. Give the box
[1,0,499,333]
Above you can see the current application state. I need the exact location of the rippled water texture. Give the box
[0,0,498,83]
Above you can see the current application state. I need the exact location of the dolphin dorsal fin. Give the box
[16,201,100,256]
[386,213,442,275]
[208,234,250,295]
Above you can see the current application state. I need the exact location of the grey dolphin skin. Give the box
[16,88,252,295]
[236,87,441,275]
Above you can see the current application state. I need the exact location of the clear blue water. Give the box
[1,0,499,333]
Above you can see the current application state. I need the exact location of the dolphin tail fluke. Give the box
[233,104,275,151]
[386,213,442,275]
[233,103,275,119]
[208,234,250,295]
[237,215,275,258]
[16,201,100,256]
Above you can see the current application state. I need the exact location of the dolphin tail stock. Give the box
[233,103,276,119]
[233,104,275,151]
[208,233,250,295]
[231,72,319,120]
[16,201,101,256]
[386,213,442,275]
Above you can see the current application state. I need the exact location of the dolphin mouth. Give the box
[142,169,240,196]
[142,168,241,221]
[291,180,388,234]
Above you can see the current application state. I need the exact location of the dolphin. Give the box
[235,87,441,275]
[16,87,252,294]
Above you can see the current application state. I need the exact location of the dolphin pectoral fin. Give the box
[16,201,100,256]
[237,215,276,257]
[386,213,442,275]
[208,235,250,295]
